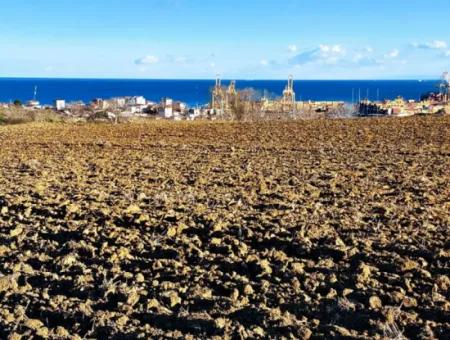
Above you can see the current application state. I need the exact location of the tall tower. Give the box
[211,75,224,110]
[282,75,296,104]
[281,75,296,113]
[226,80,237,109]
[441,71,450,102]
[227,80,237,97]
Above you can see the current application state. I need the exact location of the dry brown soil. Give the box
[0,117,449,339]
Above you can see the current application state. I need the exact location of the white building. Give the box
[127,96,146,106]
[164,107,173,118]
[173,101,187,111]
[54,99,66,111]
[189,108,202,120]
[129,106,144,114]
[161,98,172,107]
[92,98,109,110]
[26,100,41,109]
[111,97,126,108]
[160,98,174,118]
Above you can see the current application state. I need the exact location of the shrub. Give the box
[0,108,63,125]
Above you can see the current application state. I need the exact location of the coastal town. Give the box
[1,73,449,122]
[357,72,450,116]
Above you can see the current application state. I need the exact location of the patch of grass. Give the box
[0,107,63,125]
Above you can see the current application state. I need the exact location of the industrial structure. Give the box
[5,72,448,122]
[281,75,296,112]
[261,76,299,114]
[261,77,345,116]
[227,80,237,105]
[26,86,41,108]
[211,76,224,112]
[210,76,238,113]
[440,71,450,102]
[210,76,346,119]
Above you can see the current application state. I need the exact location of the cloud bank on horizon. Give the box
[0,0,449,79]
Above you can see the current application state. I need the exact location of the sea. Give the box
[0,78,440,107]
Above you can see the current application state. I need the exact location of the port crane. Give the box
[211,76,238,113]
[211,75,224,111]
[440,72,450,101]
[281,75,296,115]
[282,75,296,104]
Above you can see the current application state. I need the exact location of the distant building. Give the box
[26,100,41,109]
[111,97,126,108]
[173,101,187,112]
[54,99,66,111]
[164,107,173,118]
[160,98,174,118]
[188,108,202,120]
[127,96,146,106]
[129,106,145,114]
[92,98,109,110]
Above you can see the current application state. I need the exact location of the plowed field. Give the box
[0,117,449,339]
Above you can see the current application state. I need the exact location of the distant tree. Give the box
[229,88,262,121]
[13,99,22,106]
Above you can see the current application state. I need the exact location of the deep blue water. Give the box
[0,78,440,106]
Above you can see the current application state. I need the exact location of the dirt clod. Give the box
[0,117,449,338]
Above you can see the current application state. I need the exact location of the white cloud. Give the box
[319,44,345,56]
[289,44,346,66]
[412,40,448,50]
[260,59,269,66]
[317,45,346,64]
[288,49,316,66]
[385,49,400,59]
[288,44,298,53]
[443,50,450,57]
[349,47,381,66]
[135,55,159,65]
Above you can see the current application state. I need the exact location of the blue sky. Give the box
[1,0,449,79]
